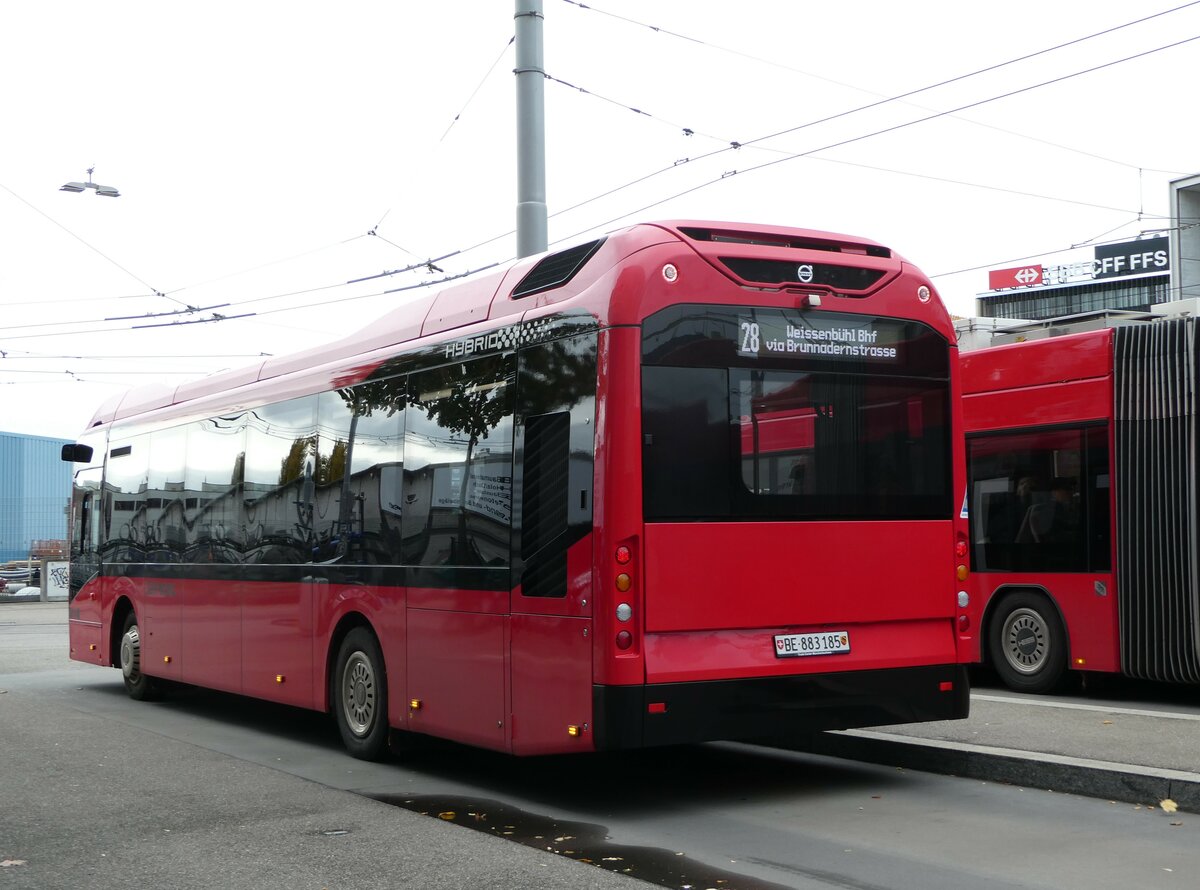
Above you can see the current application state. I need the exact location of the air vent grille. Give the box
[678,226,890,258]
[719,257,886,292]
[511,238,606,299]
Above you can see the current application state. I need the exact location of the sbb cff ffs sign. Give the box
[1094,236,1169,279]
[987,236,1171,290]
[989,265,1044,289]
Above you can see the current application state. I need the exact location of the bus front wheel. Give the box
[333,627,389,761]
[988,592,1067,694]
[119,611,161,701]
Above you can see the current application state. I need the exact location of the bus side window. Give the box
[403,355,515,568]
[317,383,407,566]
[968,426,1105,573]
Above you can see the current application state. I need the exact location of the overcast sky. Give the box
[3,0,1198,440]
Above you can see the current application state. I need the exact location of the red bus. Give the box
[63,220,970,759]
[961,317,1200,692]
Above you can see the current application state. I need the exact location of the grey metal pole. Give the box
[514,0,548,258]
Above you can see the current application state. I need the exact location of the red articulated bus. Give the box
[961,316,1200,692]
[63,220,970,760]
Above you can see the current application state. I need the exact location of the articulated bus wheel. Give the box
[988,592,1068,694]
[119,612,161,701]
[333,627,390,761]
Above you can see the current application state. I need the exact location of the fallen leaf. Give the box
[1161,799,1179,814]
[437,812,455,821]
[0,860,27,868]
[1102,720,1113,725]
[1170,822,1183,827]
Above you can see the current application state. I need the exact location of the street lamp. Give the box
[60,167,120,197]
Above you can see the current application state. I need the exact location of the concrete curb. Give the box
[0,594,41,604]
[787,729,1200,814]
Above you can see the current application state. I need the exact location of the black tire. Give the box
[988,592,1068,693]
[119,611,161,701]
[332,627,389,761]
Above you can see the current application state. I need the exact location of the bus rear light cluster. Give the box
[955,531,970,634]
[613,540,638,652]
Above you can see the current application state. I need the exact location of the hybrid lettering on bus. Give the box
[64,221,970,759]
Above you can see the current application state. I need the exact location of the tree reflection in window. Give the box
[403,355,516,567]
[315,380,407,564]
[242,397,318,564]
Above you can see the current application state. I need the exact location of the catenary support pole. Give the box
[515,0,548,258]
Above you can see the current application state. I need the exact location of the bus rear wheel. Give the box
[333,627,389,761]
[119,611,161,701]
[988,592,1067,694]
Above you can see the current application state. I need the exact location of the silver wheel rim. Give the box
[120,624,141,682]
[340,651,376,737]
[1001,607,1050,675]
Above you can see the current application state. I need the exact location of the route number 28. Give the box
[740,322,760,353]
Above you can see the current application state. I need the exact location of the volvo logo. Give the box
[797,264,814,283]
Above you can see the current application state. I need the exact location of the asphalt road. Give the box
[2,603,1196,890]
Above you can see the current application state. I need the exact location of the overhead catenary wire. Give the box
[0,181,172,306]
[548,32,1200,250]
[558,0,1197,176]
[441,37,515,142]
[2,6,1196,358]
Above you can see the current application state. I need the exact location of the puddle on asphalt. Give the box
[370,793,789,890]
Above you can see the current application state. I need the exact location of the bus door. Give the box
[65,436,105,665]
[509,332,598,754]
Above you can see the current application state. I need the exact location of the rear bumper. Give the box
[592,663,969,750]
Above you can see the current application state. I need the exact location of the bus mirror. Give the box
[61,443,94,463]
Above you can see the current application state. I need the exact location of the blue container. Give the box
[0,431,73,562]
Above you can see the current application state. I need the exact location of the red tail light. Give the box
[613,538,639,655]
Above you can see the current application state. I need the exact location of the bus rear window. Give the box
[641,306,951,521]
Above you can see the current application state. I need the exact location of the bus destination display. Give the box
[738,313,899,362]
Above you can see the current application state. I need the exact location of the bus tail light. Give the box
[613,538,639,654]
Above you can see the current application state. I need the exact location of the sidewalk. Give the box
[786,692,1200,813]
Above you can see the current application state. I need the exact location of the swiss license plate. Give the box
[774,630,851,658]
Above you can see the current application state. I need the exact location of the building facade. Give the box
[0,431,72,562]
